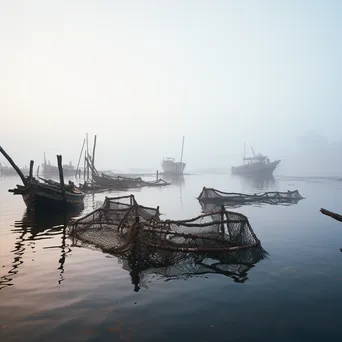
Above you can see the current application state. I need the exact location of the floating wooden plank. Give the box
[320,208,342,223]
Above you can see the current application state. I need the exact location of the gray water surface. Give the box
[1,173,342,342]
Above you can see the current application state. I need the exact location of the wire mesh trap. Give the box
[69,195,264,261]
[198,187,304,209]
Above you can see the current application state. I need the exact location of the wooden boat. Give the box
[10,177,85,211]
[231,144,280,176]
[0,146,85,211]
[92,173,143,188]
[161,136,186,175]
[92,173,170,189]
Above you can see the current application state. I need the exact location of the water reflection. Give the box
[162,174,185,186]
[233,174,278,191]
[117,247,267,292]
[0,209,80,290]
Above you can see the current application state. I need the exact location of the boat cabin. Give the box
[243,154,270,164]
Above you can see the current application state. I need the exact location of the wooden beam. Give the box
[29,160,34,179]
[0,146,27,185]
[320,208,342,223]
[57,155,67,205]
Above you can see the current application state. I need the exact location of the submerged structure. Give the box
[69,195,265,273]
[231,145,280,176]
[198,187,304,207]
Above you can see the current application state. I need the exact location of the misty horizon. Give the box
[1,1,341,176]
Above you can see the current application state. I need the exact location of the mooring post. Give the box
[36,165,40,178]
[29,160,34,179]
[156,170,158,181]
[57,155,67,206]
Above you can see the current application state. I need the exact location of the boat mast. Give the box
[180,136,185,163]
[243,143,246,164]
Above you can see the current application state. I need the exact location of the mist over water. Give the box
[1,1,342,341]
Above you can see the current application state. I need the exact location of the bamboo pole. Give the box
[29,160,34,179]
[83,151,86,180]
[180,136,185,163]
[86,133,89,180]
[75,138,85,177]
[57,155,66,205]
[92,135,97,170]
[0,146,27,185]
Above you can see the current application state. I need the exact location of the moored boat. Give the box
[161,136,186,175]
[11,178,85,211]
[231,145,280,176]
[0,146,85,212]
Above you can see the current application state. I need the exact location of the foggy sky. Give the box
[1,0,341,173]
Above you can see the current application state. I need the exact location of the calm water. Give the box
[1,173,342,342]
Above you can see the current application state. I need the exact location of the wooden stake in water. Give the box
[29,160,34,180]
[57,155,67,205]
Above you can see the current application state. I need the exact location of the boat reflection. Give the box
[117,246,267,292]
[162,173,185,186]
[0,208,81,290]
[232,173,277,192]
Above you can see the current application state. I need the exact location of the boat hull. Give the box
[231,160,280,176]
[22,183,85,211]
[161,161,186,175]
[92,174,142,188]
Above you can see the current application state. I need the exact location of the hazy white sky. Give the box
[1,0,341,171]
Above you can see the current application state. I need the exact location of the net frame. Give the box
[198,187,304,205]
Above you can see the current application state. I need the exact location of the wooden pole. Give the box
[156,170,158,181]
[83,151,86,180]
[57,155,67,205]
[75,138,85,177]
[29,160,34,179]
[320,208,342,223]
[86,133,89,180]
[36,165,40,178]
[92,135,97,170]
[0,146,27,185]
[180,136,185,163]
[85,156,98,177]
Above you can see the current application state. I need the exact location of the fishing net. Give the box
[123,250,266,290]
[69,195,267,290]
[69,196,263,261]
[198,187,304,206]
[69,195,160,254]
